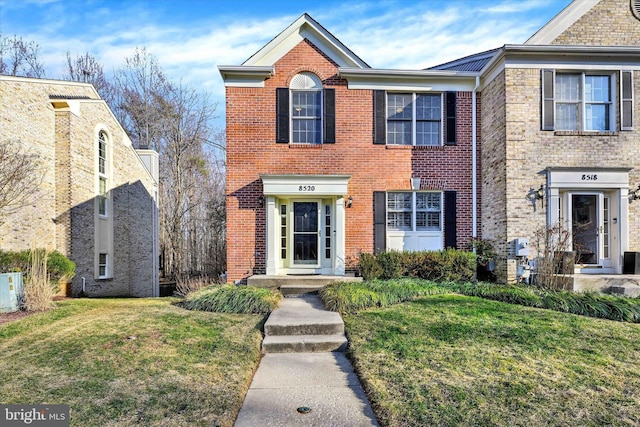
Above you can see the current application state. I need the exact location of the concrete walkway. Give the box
[234,295,379,427]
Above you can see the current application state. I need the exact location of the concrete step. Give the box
[609,284,640,297]
[262,334,348,353]
[280,284,324,297]
[262,294,348,353]
[247,274,362,289]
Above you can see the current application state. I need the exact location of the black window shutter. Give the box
[323,88,336,143]
[373,90,386,144]
[622,70,633,130]
[541,69,555,131]
[445,92,457,145]
[276,88,289,143]
[444,190,457,249]
[373,191,386,253]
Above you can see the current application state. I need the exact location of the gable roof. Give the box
[525,0,600,44]
[242,13,369,68]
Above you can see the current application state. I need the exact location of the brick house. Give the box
[0,76,160,297]
[220,0,640,285]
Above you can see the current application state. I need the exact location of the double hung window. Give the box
[387,192,442,231]
[555,73,612,131]
[387,93,442,146]
[292,90,321,144]
[276,72,336,144]
[542,70,633,131]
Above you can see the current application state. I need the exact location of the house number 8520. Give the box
[299,185,316,191]
[581,174,598,181]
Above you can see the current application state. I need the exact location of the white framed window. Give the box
[387,93,442,146]
[290,72,322,144]
[98,253,108,278]
[543,70,621,131]
[387,192,442,231]
[276,73,335,144]
[97,131,108,216]
[556,73,612,131]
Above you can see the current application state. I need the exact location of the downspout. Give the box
[472,75,480,239]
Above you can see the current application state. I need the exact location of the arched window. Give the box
[276,72,335,144]
[290,72,322,144]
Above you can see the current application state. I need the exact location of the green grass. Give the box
[343,294,640,427]
[0,298,264,427]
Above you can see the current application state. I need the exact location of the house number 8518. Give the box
[299,185,316,191]
[581,174,598,181]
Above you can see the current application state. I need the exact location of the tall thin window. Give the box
[98,253,108,278]
[98,131,108,216]
[290,72,322,144]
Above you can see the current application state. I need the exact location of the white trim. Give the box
[261,174,350,195]
[525,0,600,45]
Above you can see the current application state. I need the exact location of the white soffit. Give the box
[525,0,600,45]
[243,14,368,69]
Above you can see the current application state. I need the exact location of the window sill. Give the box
[553,131,619,136]
[289,143,323,149]
[386,144,445,150]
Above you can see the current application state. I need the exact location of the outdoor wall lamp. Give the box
[629,184,640,203]
[527,184,545,212]
[258,195,264,207]
[536,184,545,209]
[347,196,353,208]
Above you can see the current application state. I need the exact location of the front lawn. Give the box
[0,298,264,427]
[344,293,640,427]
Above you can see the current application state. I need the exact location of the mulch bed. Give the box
[0,296,71,326]
[0,310,31,325]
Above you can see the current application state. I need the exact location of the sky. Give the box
[0,0,573,122]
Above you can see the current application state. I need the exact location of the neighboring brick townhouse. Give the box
[0,76,160,297]
[220,0,640,284]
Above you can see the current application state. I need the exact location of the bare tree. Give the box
[0,34,45,78]
[63,51,114,104]
[0,140,45,225]
[112,47,170,150]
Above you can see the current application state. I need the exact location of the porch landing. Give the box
[573,274,640,297]
[247,275,362,296]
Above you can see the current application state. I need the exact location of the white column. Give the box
[619,188,629,274]
[334,197,346,275]
[265,196,278,276]
[547,187,561,227]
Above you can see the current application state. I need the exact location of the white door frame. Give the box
[261,174,349,276]
[545,168,630,274]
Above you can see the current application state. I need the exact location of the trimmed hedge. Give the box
[359,249,476,282]
[0,249,75,283]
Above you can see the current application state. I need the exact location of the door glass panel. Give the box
[293,202,318,265]
[572,195,598,264]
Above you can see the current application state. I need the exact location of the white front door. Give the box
[570,192,613,270]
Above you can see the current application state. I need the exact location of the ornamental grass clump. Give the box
[183,285,281,314]
[23,248,56,312]
[320,278,449,313]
